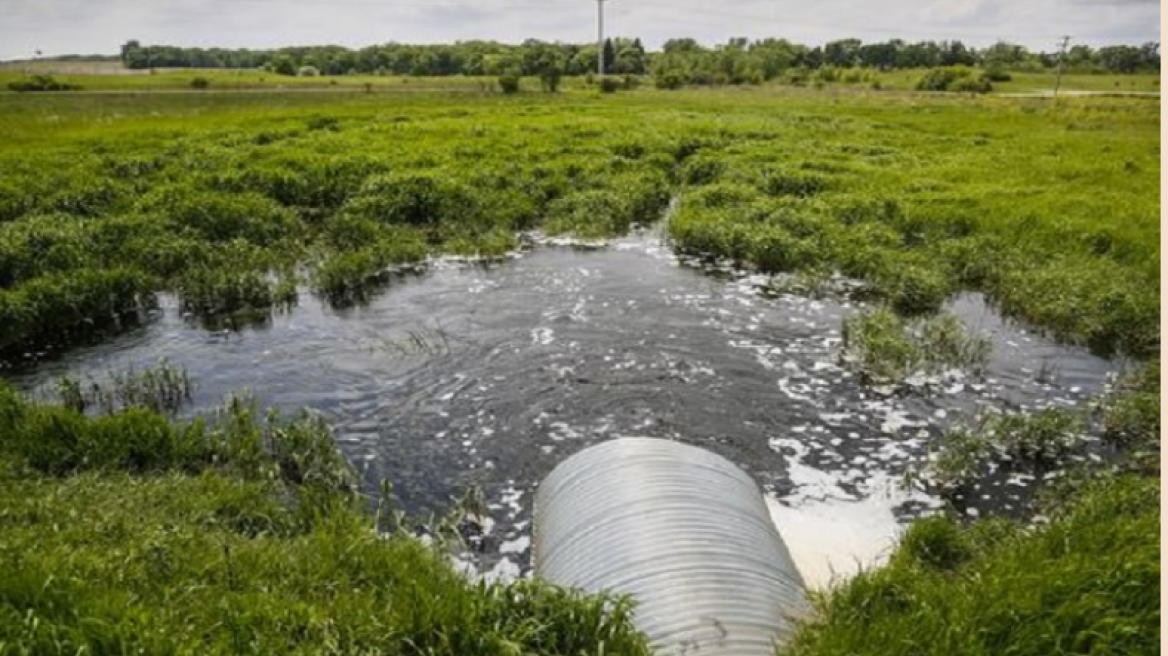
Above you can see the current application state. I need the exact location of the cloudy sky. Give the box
[0,0,1159,61]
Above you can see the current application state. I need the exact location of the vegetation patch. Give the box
[0,368,651,655]
[839,307,991,386]
[914,357,1158,507]
[6,74,80,92]
[781,474,1159,656]
[915,66,993,93]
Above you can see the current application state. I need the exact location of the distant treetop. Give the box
[110,38,1159,78]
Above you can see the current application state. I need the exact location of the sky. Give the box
[0,0,1160,61]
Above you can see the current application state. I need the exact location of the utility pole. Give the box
[1052,35,1071,102]
[596,0,608,77]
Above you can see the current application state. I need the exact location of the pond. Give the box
[5,228,1117,587]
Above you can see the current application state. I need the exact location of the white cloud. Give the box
[0,0,1159,61]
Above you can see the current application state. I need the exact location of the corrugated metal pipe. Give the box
[534,437,808,656]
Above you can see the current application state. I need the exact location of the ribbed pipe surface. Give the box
[534,437,807,656]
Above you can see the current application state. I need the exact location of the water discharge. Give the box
[5,229,1116,589]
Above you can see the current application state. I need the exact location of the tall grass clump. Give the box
[921,408,1089,504]
[840,307,991,385]
[0,267,155,358]
[55,358,194,415]
[137,185,301,246]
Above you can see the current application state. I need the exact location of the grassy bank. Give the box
[0,377,650,655]
[782,355,1160,656]
[0,87,1159,361]
[782,474,1160,656]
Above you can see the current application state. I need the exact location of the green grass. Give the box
[0,67,593,94]
[993,71,1161,94]
[0,83,1159,654]
[847,68,1160,94]
[781,473,1160,656]
[797,359,1161,656]
[0,372,651,656]
[840,307,992,385]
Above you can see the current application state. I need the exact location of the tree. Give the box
[602,38,616,73]
[1065,44,1095,71]
[535,50,565,91]
[824,39,861,67]
[568,46,598,76]
[1138,42,1160,71]
[270,55,297,76]
[662,38,702,54]
[1096,45,1142,73]
[982,42,1028,70]
[858,41,900,70]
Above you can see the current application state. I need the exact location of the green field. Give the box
[1,60,1159,95]
[0,83,1159,654]
[2,85,1157,356]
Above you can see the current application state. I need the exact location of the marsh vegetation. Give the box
[0,82,1158,655]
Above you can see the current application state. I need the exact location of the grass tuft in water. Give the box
[54,358,194,416]
[840,307,991,386]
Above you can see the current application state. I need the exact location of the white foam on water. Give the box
[768,437,941,591]
[483,557,522,583]
[499,535,531,555]
[531,327,555,346]
[766,475,935,591]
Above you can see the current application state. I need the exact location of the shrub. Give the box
[190,77,210,90]
[915,66,992,94]
[7,75,80,92]
[497,74,521,94]
[952,75,993,94]
[539,68,562,93]
[297,65,320,77]
[982,67,1013,82]
[598,76,621,94]
[783,66,812,86]
[654,70,687,90]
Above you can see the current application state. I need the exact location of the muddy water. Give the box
[5,229,1117,587]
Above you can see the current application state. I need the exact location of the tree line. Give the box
[117,38,1159,79]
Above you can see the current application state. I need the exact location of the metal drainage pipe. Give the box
[534,437,807,655]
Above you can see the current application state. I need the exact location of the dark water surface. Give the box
[6,230,1118,583]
